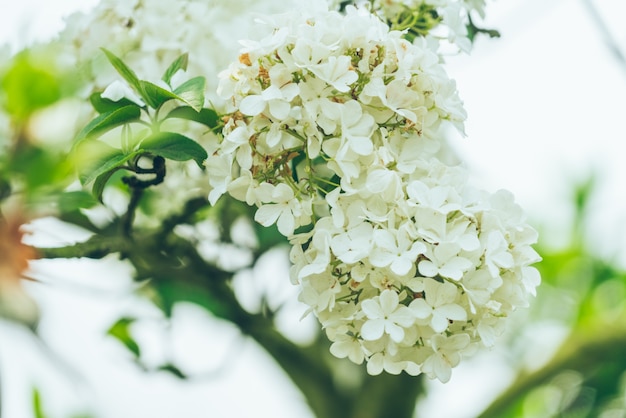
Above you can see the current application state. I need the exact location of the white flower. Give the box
[422,333,470,383]
[240,83,299,120]
[369,227,426,276]
[367,351,406,375]
[339,100,376,156]
[483,230,515,278]
[254,183,309,236]
[206,154,235,205]
[418,242,473,280]
[308,55,358,93]
[361,289,415,343]
[330,221,374,264]
[410,278,467,333]
[330,332,365,364]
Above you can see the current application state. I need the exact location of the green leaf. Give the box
[165,106,220,129]
[8,145,73,192]
[151,279,231,319]
[107,317,141,358]
[139,80,182,110]
[254,221,288,249]
[162,53,189,86]
[89,91,137,114]
[58,190,98,213]
[32,388,47,418]
[100,48,142,94]
[75,105,141,144]
[1,51,62,120]
[158,363,187,379]
[141,132,207,168]
[0,178,11,201]
[92,169,120,202]
[173,76,206,112]
[82,151,137,186]
[140,78,205,112]
[76,140,139,186]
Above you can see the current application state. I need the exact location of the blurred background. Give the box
[1,0,626,417]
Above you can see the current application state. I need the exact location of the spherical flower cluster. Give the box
[211,4,540,381]
[331,0,488,52]
[290,160,541,382]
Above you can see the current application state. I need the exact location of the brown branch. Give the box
[36,235,129,260]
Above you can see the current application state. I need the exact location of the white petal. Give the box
[254,204,281,227]
[276,211,295,236]
[385,322,405,343]
[379,289,399,314]
[361,319,385,341]
[439,304,467,322]
[433,355,452,383]
[391,306,415,328]
[368,248,392,268]
[240,95,266,116]
[430,312,450,333]
[269,100,291,120]
[409,298,432,319]
[366,353,385,375]
[390,257,412,276]
[418,260,438,277]
[361,299,384,319]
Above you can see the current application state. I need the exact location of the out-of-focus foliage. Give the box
[478,180,626,418]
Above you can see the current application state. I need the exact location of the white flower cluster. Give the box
[57,0,298,96]
[293,163,541,382]
[212,4,540,382]
[212,5,465,221]
[333,0,488,52]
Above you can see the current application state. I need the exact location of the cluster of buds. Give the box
[332,0,488,52]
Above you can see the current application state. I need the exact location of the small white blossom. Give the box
[410,278,467,333]
[361,289,415,343]
[422,333,470,383]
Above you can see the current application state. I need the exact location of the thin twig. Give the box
[581,0,626,76]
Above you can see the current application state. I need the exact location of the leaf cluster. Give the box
[74,49,216,203]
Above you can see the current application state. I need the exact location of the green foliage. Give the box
[466,15,501,42]
[157,363,187,379]
[100,48,205,112]
[73,52,215,201]
[107,317,141,358]
[99,48,143,98]
[89,91,137,114]
[32,388,48,418]
[388,3,442,42]
[1,50,62,120]
[31,387,95,418]
[0,47,79,206]
[478,177,626,418]
[164,106,220,130]
[57,191,99,213]
[141,132,207,168]
[172,76,206,112]
[161,52,188,85]
[74,105,141,144]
